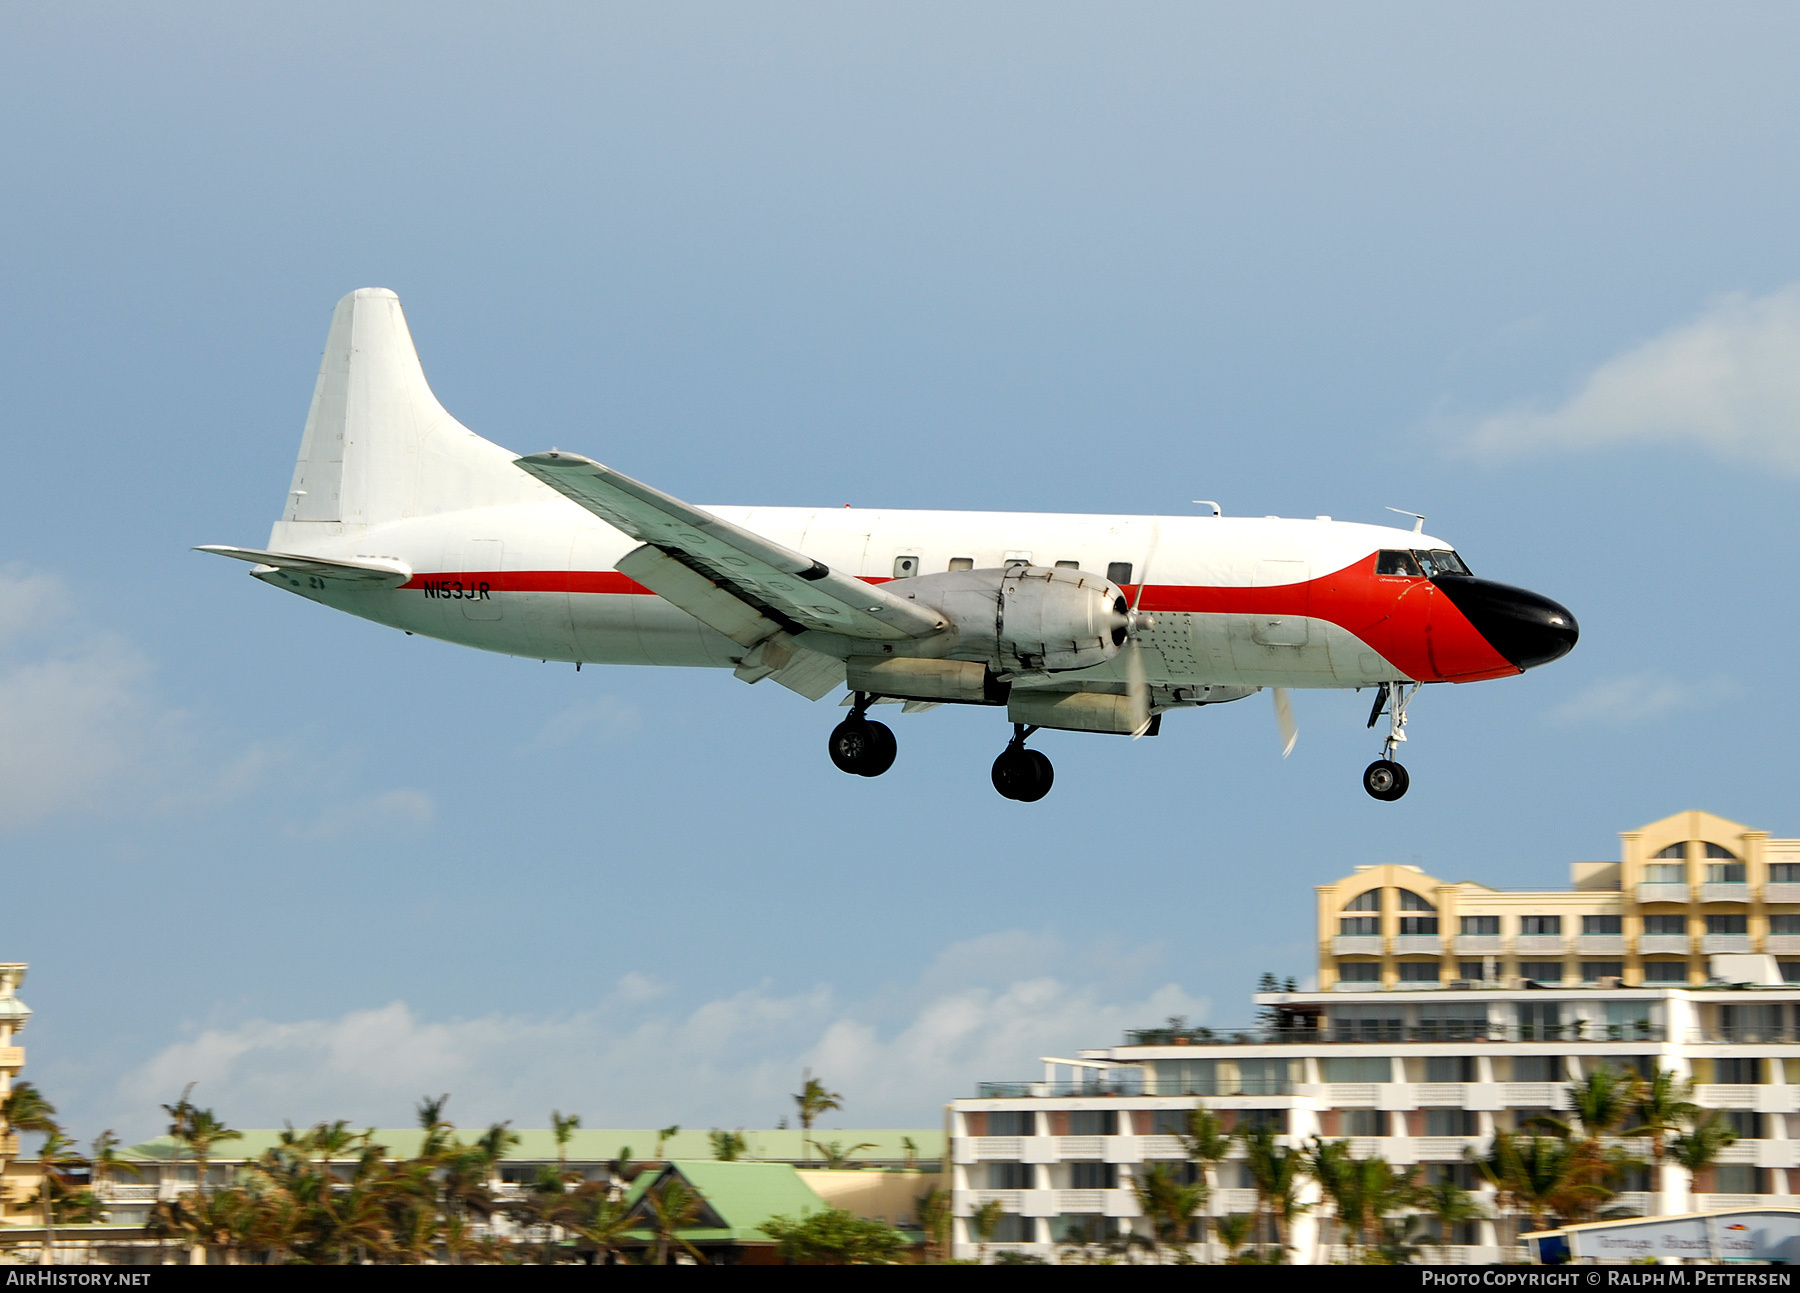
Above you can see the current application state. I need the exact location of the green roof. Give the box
[120,1127,942,1164]
[622,1161,828,1244]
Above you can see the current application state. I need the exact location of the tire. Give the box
[858,721,897,777]
[991,749,1028,799]
[1363,759,1408,801]
[1014,749,1055,802]
[829,720,877,774]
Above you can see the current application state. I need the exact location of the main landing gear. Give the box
[992,725,1054,802]
[828,694,897,777]
[1362,681,1417,802]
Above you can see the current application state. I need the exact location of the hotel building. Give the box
[948,811,1800,1263]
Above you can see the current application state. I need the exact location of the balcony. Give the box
[1701,934,1752,953]
[1056,1137,1105,1157]
[1639,934,1691,954]
[970,1189,1024,1209]
[0,1046,22,1068]
[1637,882,1690,904]
[1501,1083,1570,1108]
[1392,936,1441,955]
[1701,883,1751,904]
[1575,935,1625,954]
[1322,1083,1382,1105]
[1414,1083,1470,1105]
[1415,1135,1483,1160]
[1333,935,1382,956]
[1514,934,1566,954]
[1139,1135,1185,1158]
[1765,883,1800,905]
[971,1137,1023,1159]
[1768,935,1800,954]
[1692,1084,1760,1108]
[1453,935,1504,954]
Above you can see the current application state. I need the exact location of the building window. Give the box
[1344,890,1381,912]
[1582,915,1622,934]
[1706,914,1748,935]
[1399,916,1438,935]
[1643,960,1688,982]
[1237,1059,1290,1096]
[1339,1108,1382,1137]
[1644,863,1685,884]
[1519,961,1563,983]
[1516,1002,1561,1038]
[1068,1161,1116,1189]
[1460,916,1499,935]
[1458,961,1486,981]
[1398,889,1436,912]
[1397,961,1440,982]
[1707,862,1747,884]
[990,1214,1035,1243]
[1418,1003,1488,1039]
[1705,843,1739,861]
[1772,864,1800,883]
[1236,1109,1285,1134]
[1511,1056,1564,1082]
[1425,1108,1478,1136]
[1784,963,1800,984]
[1712,1165,1763,1195]
[988,1162,1032,1189]
[1068,1110,1117,1136]
[1581,961,1624,982]
[1322,1057,1391,1083]
[1340,916,1379,935]
[1338,961,1380,982]
[1426,1056,1476,1082]
[1653,843,1686,859]
[1056,1214,1116,1244]
[1330,1005,1403,1041]
[1714,1057,1761,1085]
[1643,914,1687,934]
[1520,916,1562,935]
[1719,1113,1762,1141]
[1773,917,1800,934]
[988,1111,1035,1137]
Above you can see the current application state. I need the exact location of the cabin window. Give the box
[1107,561,1132,585]
[1054,560,1080,570]
[948,557,974,572]
[1376,550,1424,577]
[892,556,920,579]
[1413,549,1471,577]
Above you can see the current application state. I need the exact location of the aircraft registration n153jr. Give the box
[200,288,1578,803]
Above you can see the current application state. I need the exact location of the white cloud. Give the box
[108,933,1209,1137]
[1466,284,1800,473]
[1547,671,1738,726]
[525,695,641,749]
[292,788,436,840]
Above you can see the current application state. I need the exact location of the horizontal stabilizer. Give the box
[194,546,412,586]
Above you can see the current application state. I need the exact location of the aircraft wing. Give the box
[514,451,947,642]
[194,546,412,586]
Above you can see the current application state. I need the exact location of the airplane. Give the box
[200,288,1578,803]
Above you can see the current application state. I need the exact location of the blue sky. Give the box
[4,2,1799,1142]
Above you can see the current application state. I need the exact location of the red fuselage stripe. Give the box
[399,555,1519,683]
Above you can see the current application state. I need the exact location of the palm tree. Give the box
[808,1139,875,1170]
[90,1129,143,1205]
[1180,1106,1229,1257]
[1128,1161,1204,1261]
[1304,1138,1359,1259]
[552,1110,581,1179]
[653,1124,680,1161]
[901,1136,918,1169]
[969,1197,1005,1263]
[1671,1109,1739,1205]
[1238,1123,1309,1262]
[185,1108,243,1201]
[1,1082,56,1224]
[709,1129,747,1162]
[415,1093,453,1161]
[794,1071,843,1166]
[1418,1179,1485,1262]
[1214,1211,1255,1263]
[572,1189,636,1265]
[33,1125,88,1264]
[643,1176,708,1264]
[308,1120,361,1192]
[1470,1132,1606,1243]
[915,1185,952,1263]
[1624,1069,1698,1214]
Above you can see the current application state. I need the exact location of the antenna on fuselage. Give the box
[1191,500,1222,516]
[1386,507,1425,534]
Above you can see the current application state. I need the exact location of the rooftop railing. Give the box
[1121,1023,1667,1046]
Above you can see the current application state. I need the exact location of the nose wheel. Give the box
[1362,682,1417,801]
[992,725,1054,801]
[828,694,897,777]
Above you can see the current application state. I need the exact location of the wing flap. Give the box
[514,451,946,641]
[195,545,412,586]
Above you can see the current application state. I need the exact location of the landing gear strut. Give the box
[828,693,897,777]
[992,725,1054,802]
[1362,682,1416,802]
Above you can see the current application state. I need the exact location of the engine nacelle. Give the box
[894,566,1128,673]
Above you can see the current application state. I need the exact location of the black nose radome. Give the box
[1432,576,1579,670]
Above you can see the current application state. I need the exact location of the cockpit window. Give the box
[1414,549,1471,577]
[1376,550,1424,577]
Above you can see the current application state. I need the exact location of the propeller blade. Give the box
[1126,638,1153,739]
[1273,686,1297,758]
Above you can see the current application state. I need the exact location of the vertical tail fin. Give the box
[271,288,540,547]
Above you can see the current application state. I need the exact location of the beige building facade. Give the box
[1319,811,1800,991]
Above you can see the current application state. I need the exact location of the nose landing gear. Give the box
[828,694,897,777]
[1363,682,1417,801]
[992,725,1054,802]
